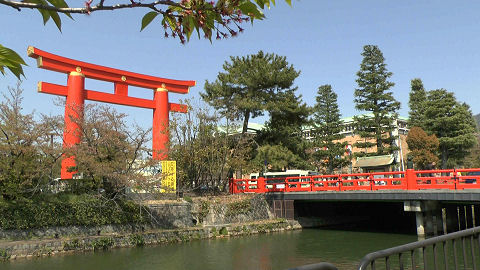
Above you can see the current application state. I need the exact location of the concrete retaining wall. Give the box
[0,220,301,260]
[0,194,290,260]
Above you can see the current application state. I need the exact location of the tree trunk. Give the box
[242,110,250,135]
[376,131,383,155]
[441,147,448,169]
[328,162,333,174]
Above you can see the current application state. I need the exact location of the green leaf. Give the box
[214,13,223,23]
[47,0,73,19]
[165,15,177,31]
[24,0,66,30]
[205,12,215,29]
[169,6,184,12]
[253,0,282,9]
[0,44,27,79]
[39,9,51,25]
[239,2,265,19]
[183,15,195,41]
[254,0,265,9]
[48,9,62,31]
[190,15,201,39]
[24,0,51,24]
[141,11,159,31]
[0,45,26,65]
[6,65,24,79]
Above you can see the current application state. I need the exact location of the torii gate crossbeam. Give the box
[27,46,195,179]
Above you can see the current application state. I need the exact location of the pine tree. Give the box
[353,45,401,157]
[252,144,303,172]
[408,78,427,129]
[255,90,310,170]
[312,85,349,173]
[423,89,477,168]
[202,51,300,135]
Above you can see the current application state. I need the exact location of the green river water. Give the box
[1,229,418,270]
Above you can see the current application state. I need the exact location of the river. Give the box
[1,229,418,270]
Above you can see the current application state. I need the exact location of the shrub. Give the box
[0,248,10,261]
[226,199,252,217]
[0,194,151,230]
[91,237,114,251]
[63,239,81,250]
[129,234,145,246]
[197,201,210,223]
[219,227,228,235]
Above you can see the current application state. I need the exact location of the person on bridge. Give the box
[425,161,437,184]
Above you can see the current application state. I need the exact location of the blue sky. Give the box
[1,0,480,129]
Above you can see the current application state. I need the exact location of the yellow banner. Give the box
[161,160,176,193]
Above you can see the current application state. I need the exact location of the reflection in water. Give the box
[1,229,418,270]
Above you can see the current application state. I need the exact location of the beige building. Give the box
[302,115,410,173]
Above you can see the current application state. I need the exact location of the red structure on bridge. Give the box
[27,46,195,179]
[230,169,480,194]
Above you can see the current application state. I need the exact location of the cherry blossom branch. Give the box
[0,0,188,15]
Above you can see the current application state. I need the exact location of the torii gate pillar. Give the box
[27,46,195,179]
[153,87,169,160]
[61,71,86,178]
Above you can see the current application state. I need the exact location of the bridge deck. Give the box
[265,190,480,202]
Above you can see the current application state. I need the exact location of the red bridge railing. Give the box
[229,168,480,194]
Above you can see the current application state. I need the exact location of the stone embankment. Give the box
[0,194,300,260]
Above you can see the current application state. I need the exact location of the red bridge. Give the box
[231,168,480,239]
[230,168,480,194]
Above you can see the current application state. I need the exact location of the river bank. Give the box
[0,194,301,260]
[0,219,300,260]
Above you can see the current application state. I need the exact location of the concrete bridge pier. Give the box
[404,201,441,237]
[414,211,425,237]
[425,209,443,236]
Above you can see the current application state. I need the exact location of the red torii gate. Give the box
[27,46,195,179]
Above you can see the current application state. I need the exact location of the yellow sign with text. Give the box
[161,160,176,193]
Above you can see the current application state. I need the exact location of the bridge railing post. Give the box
[369,174,374,191]
[338,175,343,191]
[453,170,458,190]
[310,176,314,192]
[258,177,265,193]
[231,178,237,194]
[405,169,418,190]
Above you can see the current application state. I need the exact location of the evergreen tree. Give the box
[311,85,349,173]
[423,89,477,168]
[474,114,480,130]
[464,135,480,168]
[408,78,427,129]
[255,90,310,170]
[202,51,300,134]
[252,144,304,172]
[353,45,401,157]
